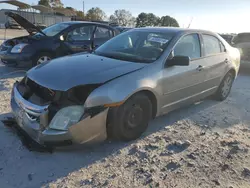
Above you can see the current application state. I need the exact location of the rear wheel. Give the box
[107,93,152,141]
[214,71,234,101]
[32,53,52,67]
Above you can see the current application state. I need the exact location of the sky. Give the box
[1,0,250,33]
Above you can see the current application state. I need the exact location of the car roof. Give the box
[132,27,216,35]
[59,21,115,27]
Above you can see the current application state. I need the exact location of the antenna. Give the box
[187,17,193,28]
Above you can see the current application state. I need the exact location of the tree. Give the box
[66,7,74,10]
[109,9,135,27]
[38,0,50,7]
[76,11,84,18]
[66,7,84,18]
[50,0,64,8]
[136,13,160,27]
[85,7,106,21]
[160,16,179,27]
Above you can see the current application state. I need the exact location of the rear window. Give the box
[203,34,221,56]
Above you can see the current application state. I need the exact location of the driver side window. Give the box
[66,26,94,41]
[173,34,201,60]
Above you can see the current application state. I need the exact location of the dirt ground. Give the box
[0,30,250,188]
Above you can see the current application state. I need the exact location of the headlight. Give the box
[49,106,84,131]
[11,43,28,53]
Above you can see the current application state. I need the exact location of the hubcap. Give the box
[37,56,51,65]
[221,75,232,98]
[127,105,143,129]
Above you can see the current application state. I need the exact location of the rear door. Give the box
[93,26,114,49]
[63,25,95,53]
[201,34,228,88]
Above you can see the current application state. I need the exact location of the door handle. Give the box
[196,65,204,71]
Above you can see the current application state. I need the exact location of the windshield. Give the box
[95,30,174,63]
[35,23,71,37]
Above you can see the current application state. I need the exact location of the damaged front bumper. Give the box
[10,83,108,147]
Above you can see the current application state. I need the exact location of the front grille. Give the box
[25,112,40,123]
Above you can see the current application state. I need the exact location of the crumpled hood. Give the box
[27,54,146,91]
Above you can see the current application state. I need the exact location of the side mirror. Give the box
[60,35,65,41]
[166,56,190,67]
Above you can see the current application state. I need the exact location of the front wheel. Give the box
[214,72,234,101]
[32,53,52,67]
[107,93,152,141]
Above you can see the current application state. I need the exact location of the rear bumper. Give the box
[10,83,108,148]
[0,51,33,67]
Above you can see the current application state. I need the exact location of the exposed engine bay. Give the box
[16,76,101,123]
[4,36,31,47]
[3,34,46,48]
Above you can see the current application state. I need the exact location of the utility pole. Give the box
[83,1,85,14]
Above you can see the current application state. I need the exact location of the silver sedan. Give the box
[10,27,241,147]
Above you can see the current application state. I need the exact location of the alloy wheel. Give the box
[221,74,233,98]
[37,56,51,65]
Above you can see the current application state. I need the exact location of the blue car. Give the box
[0,12,120,68]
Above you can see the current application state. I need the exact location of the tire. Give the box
[107,93,152,141]
[214,71,234,101]
[32,52,52,67]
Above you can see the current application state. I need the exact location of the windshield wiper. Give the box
[96,52,152,63]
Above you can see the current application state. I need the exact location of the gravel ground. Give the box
[0,60,250,188]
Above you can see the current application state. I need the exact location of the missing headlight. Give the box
[67,84,101,104]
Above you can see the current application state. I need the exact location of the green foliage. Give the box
[85,7,106,21]
[109,9,135,27]
[66,7,74,10]
[38,0,50,7]
[76,11,84,18]
[160,16,179,27]
[136,12,160,27]
[136,12,179,28]
[50,0,64,8]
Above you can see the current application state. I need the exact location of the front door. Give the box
[63,25,95,54]
[161,33,208,113]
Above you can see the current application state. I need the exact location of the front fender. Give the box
[84,64,162,110]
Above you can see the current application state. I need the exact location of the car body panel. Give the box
[84,29,240,115]
[11,83,108,146]
[10,27,240,147]
[161,58,210,113]
[27,54,147,91]
[69,109,108,144]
